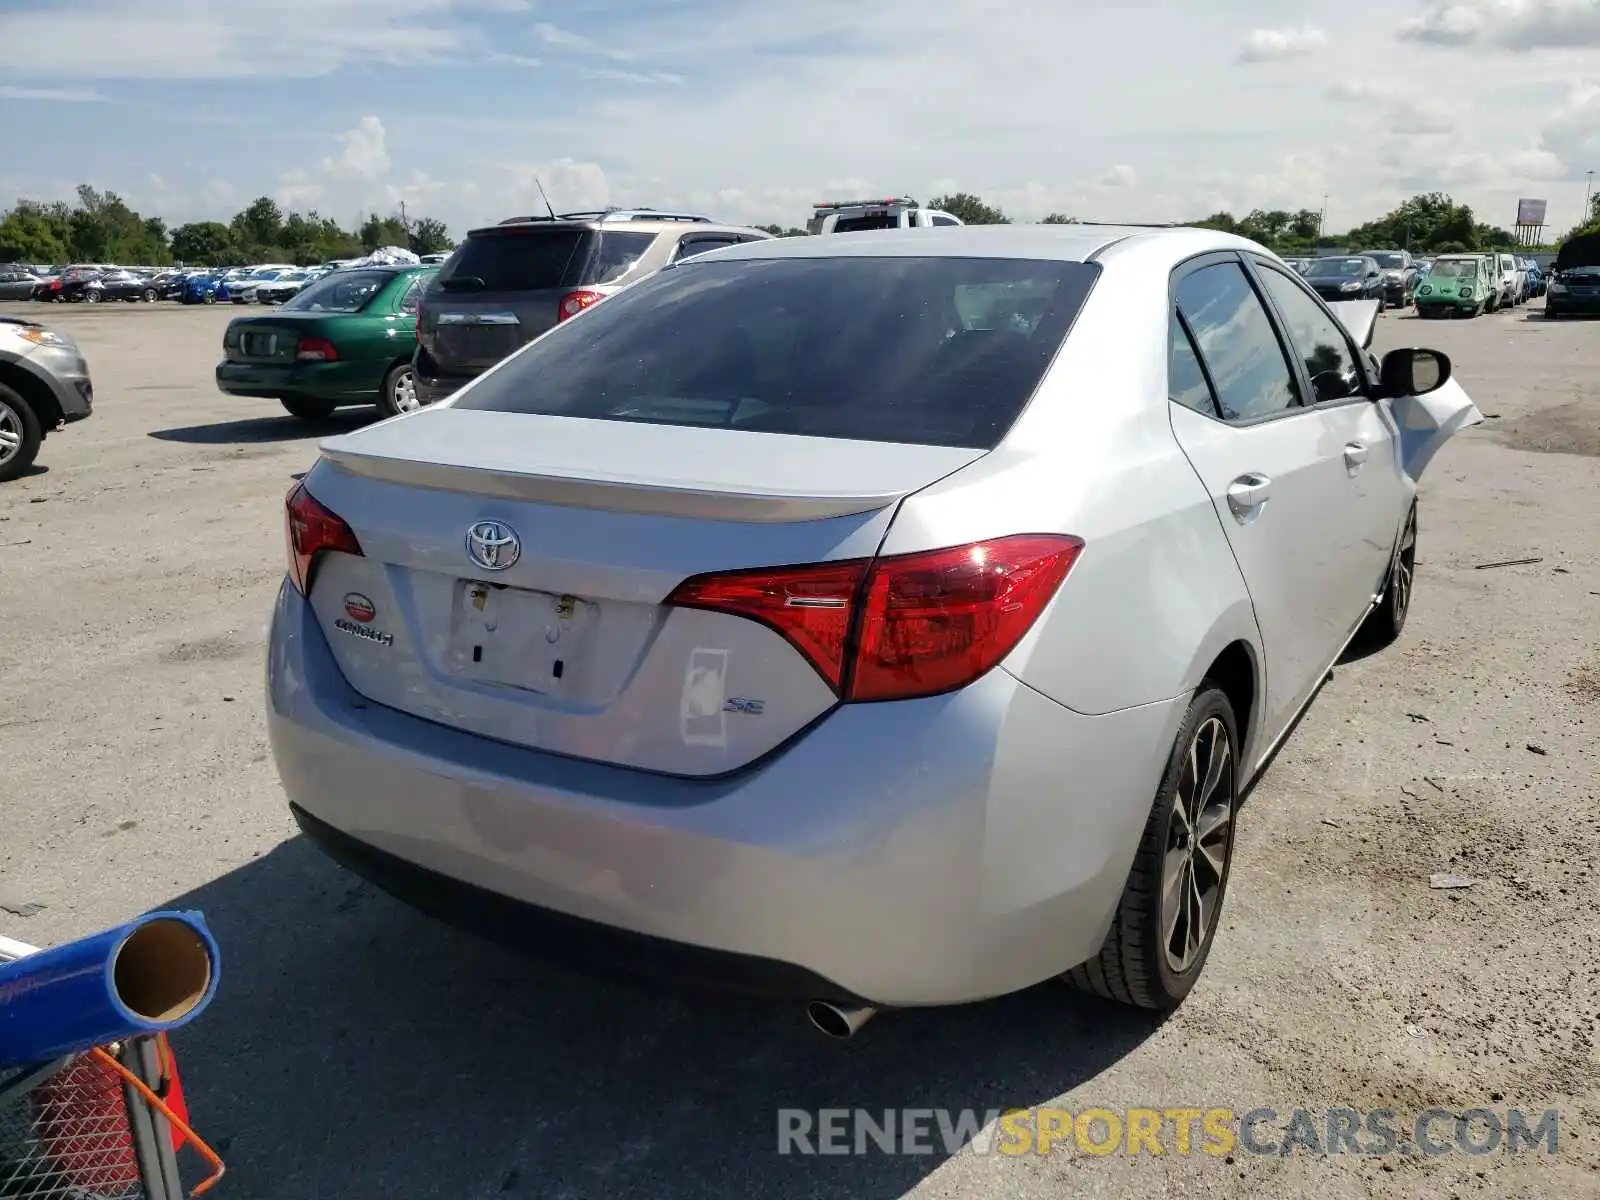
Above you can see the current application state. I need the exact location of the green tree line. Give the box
[0,186,454,267]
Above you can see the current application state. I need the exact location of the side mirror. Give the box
[1379,348,1451,398]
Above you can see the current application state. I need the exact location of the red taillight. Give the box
[284,481,362,594]
[295,336,339,361]
[667,559,867,692]
[558,289,604,321]
[49,279,62,290]
[665,534,1084,702]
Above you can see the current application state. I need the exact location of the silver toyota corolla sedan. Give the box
[267,225,1480,1036]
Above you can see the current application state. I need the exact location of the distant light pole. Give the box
[1586,170,1596,223]
[1318,194,1328,241]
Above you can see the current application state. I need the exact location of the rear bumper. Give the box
[1545,293,1600,315]
[413,369,476,406]
[215,359,378,402]
[267,581,1186,1007]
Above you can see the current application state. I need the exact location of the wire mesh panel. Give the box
[0,1049,155,1200]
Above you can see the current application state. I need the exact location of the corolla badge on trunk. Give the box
[466,520,521,571]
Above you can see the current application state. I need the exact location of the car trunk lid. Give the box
[298,409,983,775]
[224,313,335,363]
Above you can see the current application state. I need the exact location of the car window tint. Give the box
[1255,266,1363,403]
[931,215,960,226]
[1169,318,1220,417]
[440,229,587,291]
[588,232,658,283]
[397,277,424,315]
[674,237,736,262]
[1175,263,1300,421]
[453,256,1101,450]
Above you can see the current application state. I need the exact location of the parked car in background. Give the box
[1544,232,1600,319]
[419,253,451,265]
[1356,249,1418,308]
[216,265,435,420]
[413,210,775,406]
[1520,259,1545,299]
[86,270,162,303]
[807,195,965,233]
[1299,255,1385,304]
[52,269,110,303]
[182,272,233,305]
[255,269,317,304]
[0,314,94,481]
[1493,252,1524,308]
[1414,254,1494,317]
[0,269,43,301]
[232,268,293,304]
[267,225,1481,1029]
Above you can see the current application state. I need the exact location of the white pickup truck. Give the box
[806,196,965,235]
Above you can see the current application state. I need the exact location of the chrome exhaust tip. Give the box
[806,1000,878,1040]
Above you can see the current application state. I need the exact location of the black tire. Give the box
[375,361,419,419]
[202,292,216,305]
[0,384,44,483]
[142,288,157,302]
[84,290,101,304]
[1356,503,1416,650]
[1066,685,1241,1010]
[279,395,338,420]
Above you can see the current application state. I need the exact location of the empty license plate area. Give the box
[243,332,278,357]
[447,579,596,695]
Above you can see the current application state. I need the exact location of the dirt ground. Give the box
[1,298,1597,1199]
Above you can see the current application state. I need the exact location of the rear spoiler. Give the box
[1325,299,1379,350]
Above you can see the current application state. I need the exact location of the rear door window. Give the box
[585,231,658,283]
[673,236,739,262]
[437,228,588,292]
[452,255,1101,449]
[1175,262,1302,422]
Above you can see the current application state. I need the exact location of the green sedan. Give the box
[215,265,435,420]
[1413,255,1493,318]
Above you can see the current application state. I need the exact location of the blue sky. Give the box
[1,0,1597,238]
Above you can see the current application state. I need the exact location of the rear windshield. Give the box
[833,214,901,233]
[438,228,589,292]
[451,255,1100,449]
[280,269,394,313]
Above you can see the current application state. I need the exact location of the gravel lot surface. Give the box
[1,299,1596,1199]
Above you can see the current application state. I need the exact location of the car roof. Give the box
[697,224,1262,265]
[470,217,768,239]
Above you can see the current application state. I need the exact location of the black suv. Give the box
[1356,249,1418,308]
[413,209,774,405]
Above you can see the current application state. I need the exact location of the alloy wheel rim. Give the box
[394,369,420,413]
[1160,715,1235,975]
[1393,512,1416,623]
[0,400,23,465]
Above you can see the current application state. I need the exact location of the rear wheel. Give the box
[142,288,157,302]
[376,361,420,418]
[1066,685,1240,1010]
[0,384,44,483]
[279,395,338,421]
[1356,503,1416,650]
[84,290,101,304]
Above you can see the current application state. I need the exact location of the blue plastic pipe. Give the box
[0,910,220,1068]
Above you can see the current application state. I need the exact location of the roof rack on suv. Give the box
[813,196,917,211]
[496,208,714,225]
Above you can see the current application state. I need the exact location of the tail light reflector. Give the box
[558,289,604,321]
[295,336,339,361]
[665,535,1084,702]
[285,481,362,594]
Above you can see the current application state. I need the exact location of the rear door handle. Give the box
[1226,473,1272,517]
[1344,441,1369,470]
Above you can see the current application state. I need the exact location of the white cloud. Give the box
[0,84,104,101]
[1236,26,1328,62]
[322,116,391,181]
[1326,80,1457,134]
[1097,164,1138,190]
[275,168,325,210]
[1536,83,1600,176]
[534,22,634,62]
[580,67,684,85]
[1400,0,1600,48]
